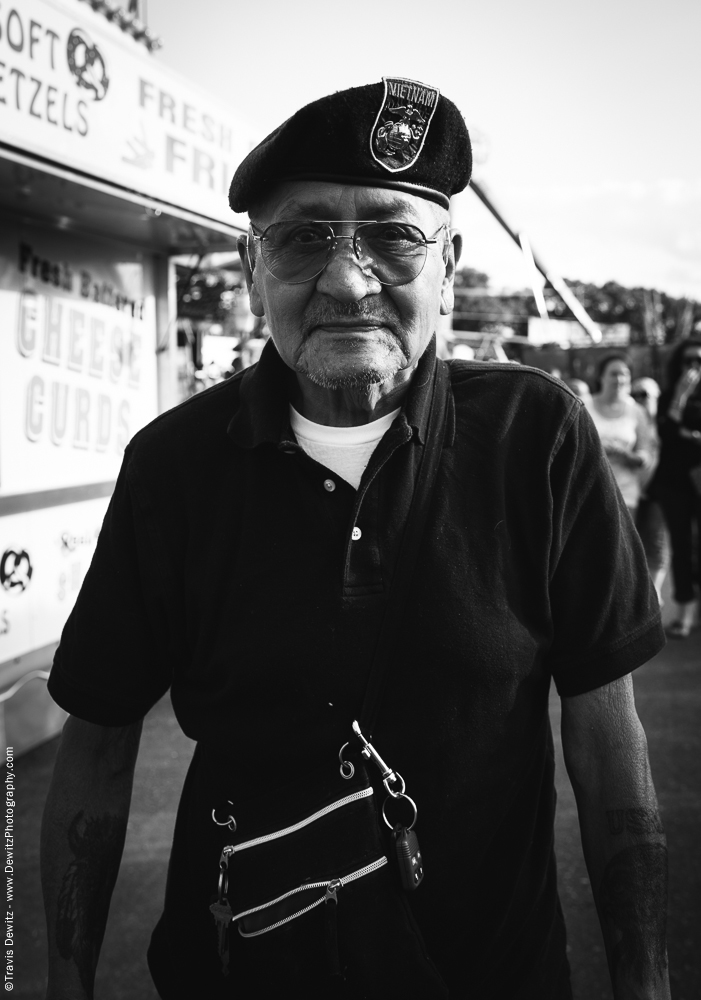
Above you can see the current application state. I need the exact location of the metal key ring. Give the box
[217,868,229,901]
[382,792,418,831]
[338,742,355,780]
[217,846,234,902]
[211,801,237,831]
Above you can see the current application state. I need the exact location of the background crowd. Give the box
[564,339,701,639]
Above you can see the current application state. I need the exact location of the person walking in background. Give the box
[649,338,701,638]
[586,355,655,513]
[564,377,592,405]
[631,376,661,422]
[631,377,668,601]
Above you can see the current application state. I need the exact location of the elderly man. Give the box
[42,80,669,999]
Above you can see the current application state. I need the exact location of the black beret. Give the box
[229,78,471,213]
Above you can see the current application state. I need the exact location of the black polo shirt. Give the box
[50,340,664,997]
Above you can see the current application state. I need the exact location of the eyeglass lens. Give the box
[258,221,430,285]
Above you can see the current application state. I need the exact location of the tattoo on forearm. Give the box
[606,808,664,837]
[55,811,125,994]
[599,843,669,986]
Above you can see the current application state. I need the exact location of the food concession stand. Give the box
[0,0,250,752]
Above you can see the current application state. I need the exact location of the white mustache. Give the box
[303,299,397,332]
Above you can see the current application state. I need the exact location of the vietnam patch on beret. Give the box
[229,77,472,213]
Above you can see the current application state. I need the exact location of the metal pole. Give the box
[470,179,602,344]
[155,256,179,413]
[518,232,549,324]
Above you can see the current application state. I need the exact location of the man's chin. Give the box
[297,334,404,390]
[303,364,397,390]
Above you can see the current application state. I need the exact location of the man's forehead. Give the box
[256,182,432,224]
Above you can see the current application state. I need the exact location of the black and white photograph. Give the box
[1,1,699,997]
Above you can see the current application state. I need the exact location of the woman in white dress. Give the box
[585,355,656,513]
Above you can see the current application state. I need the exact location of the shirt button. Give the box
[351,526,362,541]
[323,478,336,492]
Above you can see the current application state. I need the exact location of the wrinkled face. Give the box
[601,359,631,396]
[240,181,459,390]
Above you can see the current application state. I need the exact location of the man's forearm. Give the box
[579,798,669,999]
[41,717,142,999]
[562,678,670,1000]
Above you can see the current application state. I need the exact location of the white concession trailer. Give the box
[0,0,250,752]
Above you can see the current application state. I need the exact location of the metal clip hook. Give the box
[338,742,355,780]
[211,801,237,831]
[351,720,405,796]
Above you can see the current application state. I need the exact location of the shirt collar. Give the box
[227,336,438,449]
[227,339,294,449]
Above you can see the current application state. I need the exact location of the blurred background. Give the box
[1,1,699,997]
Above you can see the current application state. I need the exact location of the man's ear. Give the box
[237,234,266,318]
[440,228,462,316]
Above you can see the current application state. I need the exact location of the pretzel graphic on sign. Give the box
[67,28,110,102]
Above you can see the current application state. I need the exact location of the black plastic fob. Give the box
[394,825,424,891]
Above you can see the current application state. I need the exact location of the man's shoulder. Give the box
[444,359,587,457]
[126,371,245,470]
[447,359,582,420]
[447,359,565,390]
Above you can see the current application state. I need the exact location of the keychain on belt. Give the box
[339,720,423,891]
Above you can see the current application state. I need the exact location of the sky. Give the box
[147,0,701,299]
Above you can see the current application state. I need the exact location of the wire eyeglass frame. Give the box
[247,219,449,286]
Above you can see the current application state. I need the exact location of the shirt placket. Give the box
[342,421,414,599]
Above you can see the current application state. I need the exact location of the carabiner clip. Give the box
[351,721,405,796]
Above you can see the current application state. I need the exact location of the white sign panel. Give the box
[597,324,631,348]
[528,318,631,348]
[528,319,579,347]
[0,496,108,661]
[0,219,158,494]
[0,0,252,227]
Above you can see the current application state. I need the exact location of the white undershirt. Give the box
[290,405,401,489]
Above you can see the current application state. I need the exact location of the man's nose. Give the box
[315,239,382,302]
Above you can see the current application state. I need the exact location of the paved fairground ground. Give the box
[13,589,701,1000]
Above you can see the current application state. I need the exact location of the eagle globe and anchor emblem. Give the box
[370,78,440,173]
